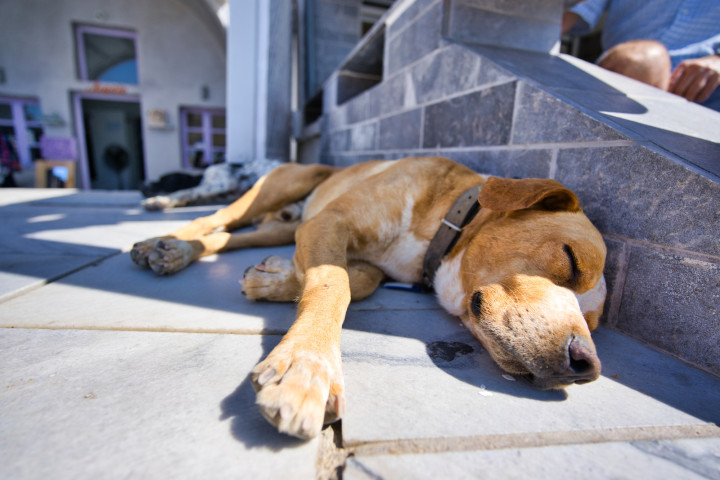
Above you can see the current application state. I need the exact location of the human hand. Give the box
[668,55,720,103]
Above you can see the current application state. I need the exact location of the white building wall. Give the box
[0,0,226,183]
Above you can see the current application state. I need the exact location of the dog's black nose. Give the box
[566,335,601,384]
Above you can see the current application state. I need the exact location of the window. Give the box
[180,108,226,168]
[75,25,139,85]
[0,97,44,167]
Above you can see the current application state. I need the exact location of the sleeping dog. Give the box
[141,158,282,210]
[131,156,607,439]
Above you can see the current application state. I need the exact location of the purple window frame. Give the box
[179,107,226,168]
[0,96,43,168]
[75,24,139,84]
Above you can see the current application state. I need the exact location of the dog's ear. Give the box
[478,177,581,212]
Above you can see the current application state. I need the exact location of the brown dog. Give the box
[130,156,607,439]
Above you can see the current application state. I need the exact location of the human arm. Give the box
[669,55,720,103]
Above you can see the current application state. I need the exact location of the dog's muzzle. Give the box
[525,335,601,389]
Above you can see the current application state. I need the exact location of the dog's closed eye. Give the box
[563,244,579,284]
[471,291,483,317]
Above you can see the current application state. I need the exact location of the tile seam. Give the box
[602,233,720,263]
[328,140,636,155]
[0,325,283,336]
[345,423,720,456]
[0,251,121,304]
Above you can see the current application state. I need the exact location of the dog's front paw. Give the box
[130,237,165,268]
[147,239,195,275]
[251,345,345,439]
[240,256,300,301]
[142,195,173,211]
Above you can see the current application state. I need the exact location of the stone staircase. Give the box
[295,0,720,377]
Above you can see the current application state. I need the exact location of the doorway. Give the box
[73,94,145,190]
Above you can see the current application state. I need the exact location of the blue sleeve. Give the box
[568,0,610,35]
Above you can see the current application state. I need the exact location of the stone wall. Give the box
[296,0,720,377]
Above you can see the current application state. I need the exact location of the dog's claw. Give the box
[258,367,276,385]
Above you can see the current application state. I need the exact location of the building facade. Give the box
[0,0,227,189]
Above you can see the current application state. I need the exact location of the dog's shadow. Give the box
[219,334,312,451]
[421,337,568,401]
[219,288,565,449]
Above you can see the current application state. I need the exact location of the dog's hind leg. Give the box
[131,164,336,270]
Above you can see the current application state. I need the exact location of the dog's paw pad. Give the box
[240,256,298,301]
[251,347,344,439]
[147,239,194,275]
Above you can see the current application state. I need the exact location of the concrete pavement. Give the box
[1,188,718,479]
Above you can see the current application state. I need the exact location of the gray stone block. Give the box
[446,0,564,23]
[349,122,377,151]
[387,0,439,36]
[378,109,422,150]
[512,83,629,144]
[374,71,407,117]
[594,102,720,179]
[445,1,562,53]
[411,45,515,105]
[600,236,629,326]
[423,82,516,148]
[326,102,348,130]
[329,129,350,152]
[617,245,720,375]
[265,0,293,160]
[345,89,373,125]
[556,146,720,257]
[0,328,319,479]
[386,1,442,75]
[437,148,553,178]
[345,438,720,479]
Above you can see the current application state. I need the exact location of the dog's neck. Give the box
[422,185,483,288]
[433,252,466,315]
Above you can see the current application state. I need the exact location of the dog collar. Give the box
[422,185,483,288]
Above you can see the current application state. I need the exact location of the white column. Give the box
[226,0,262,163]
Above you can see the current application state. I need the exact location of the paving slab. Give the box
[0,188,223,300]
[344,437,720,479]
[0,328,318,480]
[0,244,440,333]
[339,315,720,444]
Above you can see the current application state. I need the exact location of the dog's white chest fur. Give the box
[364,193,429,282]
[433,252,466,315]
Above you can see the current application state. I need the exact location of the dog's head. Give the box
[455,177,606,389]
